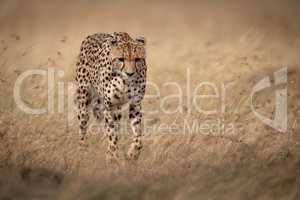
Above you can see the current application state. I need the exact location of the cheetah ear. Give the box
[111,40,117,46]
[110,37,117,46]
[110,32,120,45]
[135,36,146,45]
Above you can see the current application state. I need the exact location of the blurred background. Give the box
[0,0,300,199]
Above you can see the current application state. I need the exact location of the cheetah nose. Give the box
[126,72,135,77]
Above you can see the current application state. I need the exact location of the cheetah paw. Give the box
[78,135,88,148]
[126,147,141,161]
[105,151,120,166]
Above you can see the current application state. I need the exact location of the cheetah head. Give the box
[110,32,146,78]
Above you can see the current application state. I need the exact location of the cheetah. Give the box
[75,32,147,162]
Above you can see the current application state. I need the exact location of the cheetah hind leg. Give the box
[75,84,91,147]
[90,97,105,136]
[92,97,104,122]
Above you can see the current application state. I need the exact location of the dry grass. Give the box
[1,0,300,199]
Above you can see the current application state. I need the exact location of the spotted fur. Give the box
[75,32,147,162]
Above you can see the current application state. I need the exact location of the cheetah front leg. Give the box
[127,103,143,160]
[104,106,122,164]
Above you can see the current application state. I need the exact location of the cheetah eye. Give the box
[135,58,142,62]
[118,58,124,62]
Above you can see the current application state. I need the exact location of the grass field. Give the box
[0,0,300,199]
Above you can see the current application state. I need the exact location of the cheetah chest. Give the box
[106,76,131,105]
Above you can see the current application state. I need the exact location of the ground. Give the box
[0,0,300,199]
